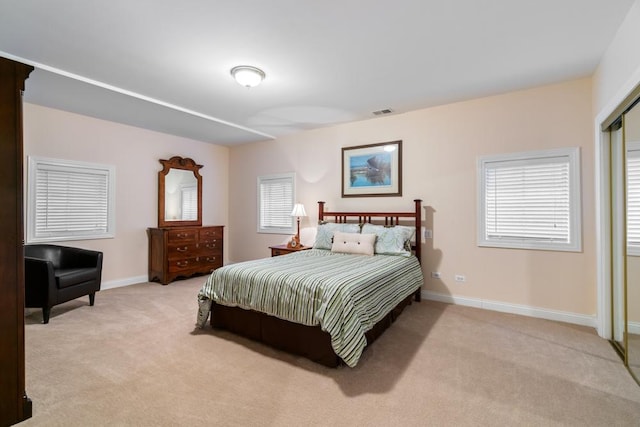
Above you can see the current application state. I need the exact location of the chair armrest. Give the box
[25,256,57,299]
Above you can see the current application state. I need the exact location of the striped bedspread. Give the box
[197,249,423,367]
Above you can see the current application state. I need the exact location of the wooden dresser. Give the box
[147,226,223,285]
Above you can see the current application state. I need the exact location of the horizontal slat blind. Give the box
[259,174,294,232]
[478,147,580,252]
[627,149,640,249]
[28,157,115,242]
[484,157,570,242]
[181,185,197,220]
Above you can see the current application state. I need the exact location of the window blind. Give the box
[28,157,115,242]
[484,157,570,242]
[258,174,294,233]
[478,147,580,252]
[627,148,640,250]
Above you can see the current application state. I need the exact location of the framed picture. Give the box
[342,140,402,197]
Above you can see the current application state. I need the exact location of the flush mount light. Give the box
[230,65,265,88]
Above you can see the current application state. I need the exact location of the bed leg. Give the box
[414,288,421,302]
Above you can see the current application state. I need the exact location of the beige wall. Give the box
[23,103,229,286]
[228,78,595,316]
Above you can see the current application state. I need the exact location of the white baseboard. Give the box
[422,290,597,329]
[101,275,148,290]
[629,321,640,335]
[98,280,603,330]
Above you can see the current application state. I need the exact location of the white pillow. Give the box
[331,232,376,256]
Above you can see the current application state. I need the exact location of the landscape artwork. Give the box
[342,140,402,197]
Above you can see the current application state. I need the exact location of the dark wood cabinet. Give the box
[0,57,33,426]
[148,226,223,285]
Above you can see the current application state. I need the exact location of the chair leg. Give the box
[89,292,95,306]
[42,307,50,324]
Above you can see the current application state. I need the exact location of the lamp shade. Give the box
[290,203,307,217]
[230,65,265,87]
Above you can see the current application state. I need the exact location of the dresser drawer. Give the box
[200,227,223,240]
[194,244,222,257]
[167,243,199,259]
[199,254,223,271]
[199,239,222,251]
[168,256,222,274]
[168,257,199,273]
[167,229,198,243]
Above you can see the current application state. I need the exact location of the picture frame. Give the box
[342,140,402,197]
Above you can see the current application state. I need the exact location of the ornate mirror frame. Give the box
[158,156,203,228]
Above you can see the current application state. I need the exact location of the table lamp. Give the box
[289,203,307,248]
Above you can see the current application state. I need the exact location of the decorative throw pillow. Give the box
[331,232,376,256]
[361,224,415,256]
[313,222,361,250]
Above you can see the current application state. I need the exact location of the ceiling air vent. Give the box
[372,108,393,116]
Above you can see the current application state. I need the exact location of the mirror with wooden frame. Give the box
[158,156,203,227]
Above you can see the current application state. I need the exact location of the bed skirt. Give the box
[210,292,416,367]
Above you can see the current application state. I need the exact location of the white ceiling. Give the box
[0,0,635,146]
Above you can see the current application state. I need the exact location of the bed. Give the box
[196,200,424,367]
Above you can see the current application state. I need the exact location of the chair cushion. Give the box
[55,268,98,289]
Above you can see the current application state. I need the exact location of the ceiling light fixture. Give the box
[230,65,265,88]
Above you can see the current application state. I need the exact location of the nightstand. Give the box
[269,244,312,257]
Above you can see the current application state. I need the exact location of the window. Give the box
[627,142,640,255]
[477,147,581,252]
[27,156,115,242]
[181,184,197,220]
[257,173,295,234]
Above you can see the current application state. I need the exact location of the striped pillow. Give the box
[313,222,361,250]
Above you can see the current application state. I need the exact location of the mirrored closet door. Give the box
[609,96,640,384]
[625,102,640,381]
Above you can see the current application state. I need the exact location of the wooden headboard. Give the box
[317,199,422,263]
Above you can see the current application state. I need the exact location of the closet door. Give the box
[611,124,625,352]
[625,101,640,382]
[0,57,33,425]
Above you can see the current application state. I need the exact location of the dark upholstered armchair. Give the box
[25,244,103,324]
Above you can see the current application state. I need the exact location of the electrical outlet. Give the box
[431,272,441,279]
[455,274,466,282]
[424,228,433,239]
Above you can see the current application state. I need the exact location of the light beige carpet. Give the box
[20,277,640,426]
